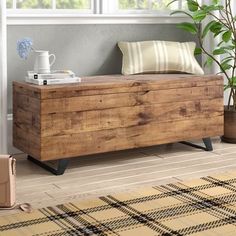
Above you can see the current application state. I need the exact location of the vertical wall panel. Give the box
[0,1,7,153]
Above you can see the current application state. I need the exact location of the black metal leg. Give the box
[180,137,213,151]
[202,138,213,151]
[27,156,69,175]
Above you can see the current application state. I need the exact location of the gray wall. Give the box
[7,24,199,113]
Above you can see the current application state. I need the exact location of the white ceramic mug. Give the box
[34,50,56,74]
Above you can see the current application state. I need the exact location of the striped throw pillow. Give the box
[118,40,204,75]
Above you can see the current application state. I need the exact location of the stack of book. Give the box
[25,70,81,85]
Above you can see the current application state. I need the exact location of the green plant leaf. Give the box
[212,0,220,5]
[232,40,236,46]
[217,40,224,47]
[170,10,193,19]
[202,20,216,38]
[213,48,227,55]
[221,59,232,70]
[214,5,224,10]
[224,84,230,90]
[210,22,222,34]
[204,57,214,67]
[214,29,224,37]
[187,0,199,12]
[222,45,235,51]
[221,57,233,64]
[192,10,206,22]
[222,31,232,42]
[232,77,236,86]
[221,63,232,71]
[177,22,198,34]
[224,84,231,91]
[228,77,236,87]
[166,0,178,7]
[194,47,202,55]
[203,4,224,12]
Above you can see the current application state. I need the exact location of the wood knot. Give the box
[142,90,150,95]
[132,82,141,87]
[138,112,150,120]
[179,107,187,116]
[138,112,151,125]
[138,120,149,125]
[104,135,115,141]
[134,99,143,106]
[32,116,36,124]
[195,102,201,111]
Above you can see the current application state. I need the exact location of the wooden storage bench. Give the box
[13,74,224,175]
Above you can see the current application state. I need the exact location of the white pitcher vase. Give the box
[34,50,56,74]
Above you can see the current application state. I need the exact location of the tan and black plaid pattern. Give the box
[1,171,236,235]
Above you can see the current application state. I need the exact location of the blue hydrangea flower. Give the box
[17,38,33,60]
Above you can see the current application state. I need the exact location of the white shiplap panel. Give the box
[0,1,7,154]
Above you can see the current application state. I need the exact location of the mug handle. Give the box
[49,54,56,67]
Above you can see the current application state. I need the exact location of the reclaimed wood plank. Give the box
[13,91,41,113]
[40,116,223,160]
[13,89,41,159]
[13,74,223,99]
[41,98,223,136]
[14,108,40,134]
[40,86,223,114]
[13,126,41,158]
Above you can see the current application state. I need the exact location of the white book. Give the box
[25,76,81,85]
[27,70,75,80]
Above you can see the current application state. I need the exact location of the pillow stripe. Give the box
[178,42,185,73]
[153,41,158,72]
[137,42,143,74]
[134,42,139,74]
[182,43,188,72]
[157,41,163,72]
[183,42,192,73]
[130,43,136,74]
[127,43,133,75]
[135,43,141,73]
[159,41,164,73]
[118,40,204,75]
[188,42,198,74]
[186,42,195,73]
[135,43,140,74]
[181,42,187,73]
[163,41,168,73]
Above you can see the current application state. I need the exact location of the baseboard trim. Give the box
[7,113,21,154]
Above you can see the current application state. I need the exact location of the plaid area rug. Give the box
[1,172,236,236]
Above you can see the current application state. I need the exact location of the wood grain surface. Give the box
[13,74,224,161]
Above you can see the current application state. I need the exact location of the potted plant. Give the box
[169,0,236,143]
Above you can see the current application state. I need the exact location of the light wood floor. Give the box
[1,137,236,216]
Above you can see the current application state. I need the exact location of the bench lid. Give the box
[13,74,223,99]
